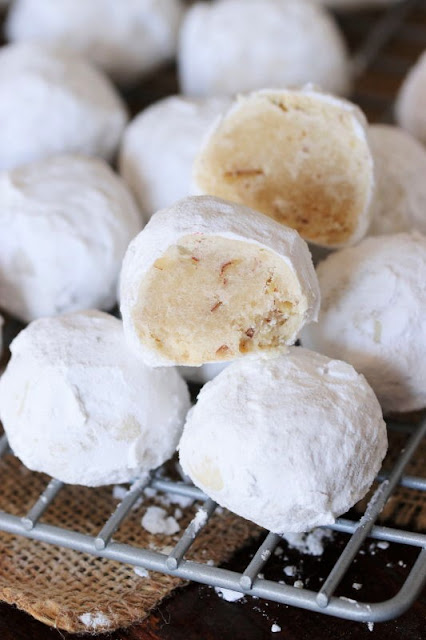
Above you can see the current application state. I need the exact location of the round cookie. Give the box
[0,42,127,170]
[178,0,350,98]
[119,95,231,219]
[193,87,374,249]
[396,51,426,146]
[120,195,320,367]
[0,310,191,486]
[302,232,426,414]
[0,154,142,323]
[179,348,387,533]
[7,0,185,86]
[368,124,426,236]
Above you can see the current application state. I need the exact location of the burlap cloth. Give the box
[0,450,262,633]
[0,420,424,634]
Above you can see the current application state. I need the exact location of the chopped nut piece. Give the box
[216,345,230,357]
[245,328,255,338]
[223,169,264,178]
[220,261,234,275]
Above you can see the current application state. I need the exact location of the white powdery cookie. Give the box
[396,51,426,146]
[0,311,191,486]
[178,0,350,98]
[194,87,374,249]
[0,42,127,171]
[120,196,320,367]
[179,348,387,533]
[0,154,142,323]
[302,232,426,414]
[368,125,426,236]
[7,0,185,86]
[119,95,232,219]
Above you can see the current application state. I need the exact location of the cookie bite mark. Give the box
[120,196,320,367]
[132,234,307,365]
[194,88,373,248]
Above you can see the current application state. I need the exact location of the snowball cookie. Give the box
[179,362,230,385]
[0,43,127,171]
[0,311,191,486]
[0,154,142,323]
[396,51,426,146]
[179,0,350,98]
[119,95,232,219]
[194,87,374,249]
[179,348,387,533]
[7,0,185,86]
[302,233,426,414]
[120,196,320,367]
[368,125,426,236]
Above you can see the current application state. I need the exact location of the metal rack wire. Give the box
[1,0,426,625]
[0,419,425,623]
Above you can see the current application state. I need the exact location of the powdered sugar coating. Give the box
[119,95,231,219]
[396,51,426,145]
[179,348,387,533]
[0,154,142,323]
[178,0,350,98]
[0,42,127,171]
[302,232,426,414]
[368,125,426,236]
[0,311,190,486]
[7,0,185,85]
[120,195,320,367]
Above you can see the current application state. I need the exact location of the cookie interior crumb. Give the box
[133,234,307,365]
[194,91,372,247]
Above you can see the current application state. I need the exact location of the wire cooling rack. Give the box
[0,419,425,624]
[1,0,426,626]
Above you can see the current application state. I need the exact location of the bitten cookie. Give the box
[396,51,426,145]
[302,232,426,414]
[368,125,426,236]
[0,42,127,170]
[178,0,350,97]
[194,87,374,249]
[119,95,231,219]
[0,154,142,322]
[7,0,185,85]
[0,311,190,486]
[179,348,387,533]
[120,196,320,367]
